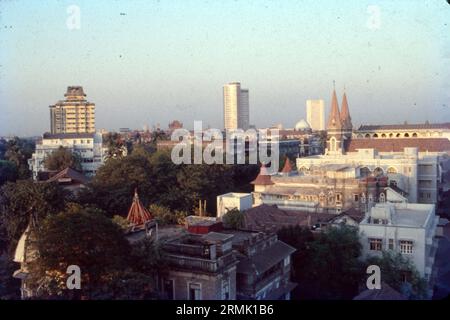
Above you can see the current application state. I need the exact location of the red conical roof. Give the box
[126,189,153,225]
[327,89,342,130]
[281,158,293,173]
[340,92,352,130]
[251,164,274,185]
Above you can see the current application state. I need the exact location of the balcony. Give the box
[165,251,236,273]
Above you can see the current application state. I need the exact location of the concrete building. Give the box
[306,99,325,131]
[49,86,95,134]
[29,132,105,180]
[217,193,253,218]
[359,202,439,285]
[161,232,239,300]
[223,82,249,130]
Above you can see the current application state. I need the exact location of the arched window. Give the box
[365,134,370,138]
[389,133,394,138]
[389,180,398,187]
[357,134,363,139]
[381,134,386,138]
[404,133,409,138]
[396,133,401,138]
[373,167,384,177]
[373,134,378,138]
[412,133,418,137]
[387,167,397,174]
[379,193,386,203]
[330,137,337,151]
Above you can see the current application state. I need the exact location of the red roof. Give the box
[45,167,89,185]
[251,164,274,185]
[347,138,450,153]
[126,190,153,226]
[281,158,293,173]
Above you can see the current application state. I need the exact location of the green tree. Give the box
[277,225,314,280]
[44,146,82,171]
[32,206,132,298]
[4,137,34,179]
[366,251,428,299]
[306,226,364,299]
[222,209,244,229]
[103,132,127,160]
[0,160,18,186]
[0,180,69,255]
[278,225,364,300]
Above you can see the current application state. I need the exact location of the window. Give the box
[388,239,394,250]
[284,256,290,267]
[221,279,230,300]
[163,279,174,300]
[369,238,382,251]
[400,240,413,254]
[387,167,397,174]
[188,283,201,300]
[353,194,359,202]
[379,193,385,203]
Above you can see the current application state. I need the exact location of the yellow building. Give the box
[49,86,95,134]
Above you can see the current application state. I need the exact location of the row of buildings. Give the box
[216,87,450,297]
[13,186,297,300]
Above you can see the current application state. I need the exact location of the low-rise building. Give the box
[251,162,387,214]
[160,232,239,300]
[221,229,296,300]
[359,202,439,283]
[217,193,253,218]
[29,132,105,180]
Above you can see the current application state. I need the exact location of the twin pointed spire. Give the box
[326,84,352,131]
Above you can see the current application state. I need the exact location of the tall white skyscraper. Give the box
[223,82,249,130]
[306,99,325,131]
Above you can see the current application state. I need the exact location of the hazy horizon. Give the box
[1,0,449,136]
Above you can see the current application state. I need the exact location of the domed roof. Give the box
[295,119,311,130]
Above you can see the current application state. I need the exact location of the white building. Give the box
[223,82,249,130]
[29,132,106,180]
[306,99,325,131]
[217,193,253,218]
[297,147,441,205]
[359,202,439,283]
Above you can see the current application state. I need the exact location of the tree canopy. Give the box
[366,251,428,299]
[79,147,258,218]
[44,146,82,172]
[278,225,364,300]
[0,180,69,255]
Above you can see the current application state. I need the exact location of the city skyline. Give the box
[1,0,450,136]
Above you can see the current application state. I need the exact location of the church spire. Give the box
[327,88,342,130]
[340,91,352,130]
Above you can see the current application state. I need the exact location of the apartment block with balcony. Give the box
[160,232,239,300]
[49,86,95,134]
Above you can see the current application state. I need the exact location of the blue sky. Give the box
[0,0,449,135]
